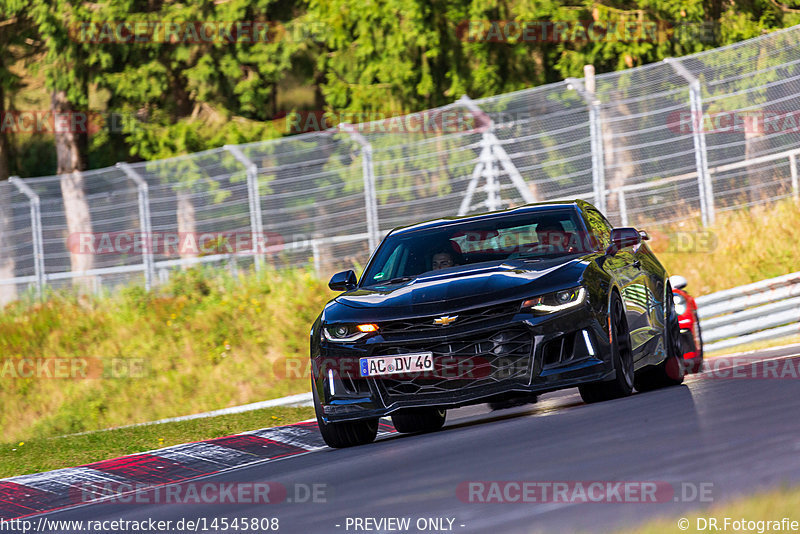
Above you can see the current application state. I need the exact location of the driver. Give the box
[535,221,568,251]
[432,251,456,270]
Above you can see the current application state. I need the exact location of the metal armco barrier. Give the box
[697,272,800,352]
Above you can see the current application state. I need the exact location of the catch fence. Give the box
[1,26,800,303]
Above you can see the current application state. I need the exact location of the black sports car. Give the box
[310,200,684,448]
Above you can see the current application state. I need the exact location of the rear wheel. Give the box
[635,285,686,391]
[313,383,378,448]
[391,408,447,434]
[579,293,634,404]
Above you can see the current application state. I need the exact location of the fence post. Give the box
[618,189,629,226]
[665,58,714,226]
[311,239,321,276]
[224,145,265,271]
[567,70,606,213]
[790,153,798,201]
[339,124,380,252]
[9,176,45,298]
[117,163,156,290]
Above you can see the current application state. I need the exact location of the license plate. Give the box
[359,352,434,377]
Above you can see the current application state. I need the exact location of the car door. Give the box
[585,209,650,359]
[632,238,667,357]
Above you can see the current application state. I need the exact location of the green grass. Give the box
[0,266,332,443]
[0,405,314,478]
[706,335,800,358]
[618,485,800,533]
[654,199,800,296]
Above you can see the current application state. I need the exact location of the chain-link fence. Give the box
[2,26,800,303]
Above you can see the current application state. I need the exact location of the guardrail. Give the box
[696,271,800,352]
[0,232,377,297]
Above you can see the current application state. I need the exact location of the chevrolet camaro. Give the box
[310,200,684,448]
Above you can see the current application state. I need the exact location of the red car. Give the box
[670,275,703,374]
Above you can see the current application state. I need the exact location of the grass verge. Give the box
[653,198,800,295]
[705,335,800,358]
[0,266,331,443]
[618,485,800,533]
[0,405,314,479]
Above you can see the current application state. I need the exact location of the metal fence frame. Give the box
[1,26,800,302]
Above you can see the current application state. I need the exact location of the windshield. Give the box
[361,208,591,287]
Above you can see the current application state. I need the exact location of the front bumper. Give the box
[312,304,614,423]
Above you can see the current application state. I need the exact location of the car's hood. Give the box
[333,256,592,316]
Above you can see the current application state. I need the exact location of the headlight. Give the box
[522,287,586,313]
[673,294,687,316]
[323,323,379,342]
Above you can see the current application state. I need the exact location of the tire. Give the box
[579,292,634,404]
[634,284,686,391]
[312,383,378,448]
[391,408,447,434]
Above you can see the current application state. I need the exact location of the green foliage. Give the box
[4,0,800,177]
[91,0,303,160]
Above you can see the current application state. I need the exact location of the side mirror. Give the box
[329,270,357,291]
[638,230,650,241]
[606,227,642,256]
[669,274,688,290]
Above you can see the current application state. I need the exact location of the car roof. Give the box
[388,200,593,236]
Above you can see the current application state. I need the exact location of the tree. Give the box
[27,0,98,286]
[0,1,39,303]
[91,0,301,259]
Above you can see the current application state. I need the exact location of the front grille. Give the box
[375,327,533,397]
[379,302,521,334]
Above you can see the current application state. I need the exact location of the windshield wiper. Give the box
[386,276,414,284]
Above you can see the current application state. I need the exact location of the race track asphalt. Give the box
[22,346,800,534]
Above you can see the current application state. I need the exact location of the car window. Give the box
[585,209,612,249]
[361,208,590,287]
[371,243,406,282]
[452,220,581,254]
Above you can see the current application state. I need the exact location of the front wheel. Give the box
[313,383,378,448]
[579,292,634,404]
[391,408,446,434]
[634,284,686,391]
